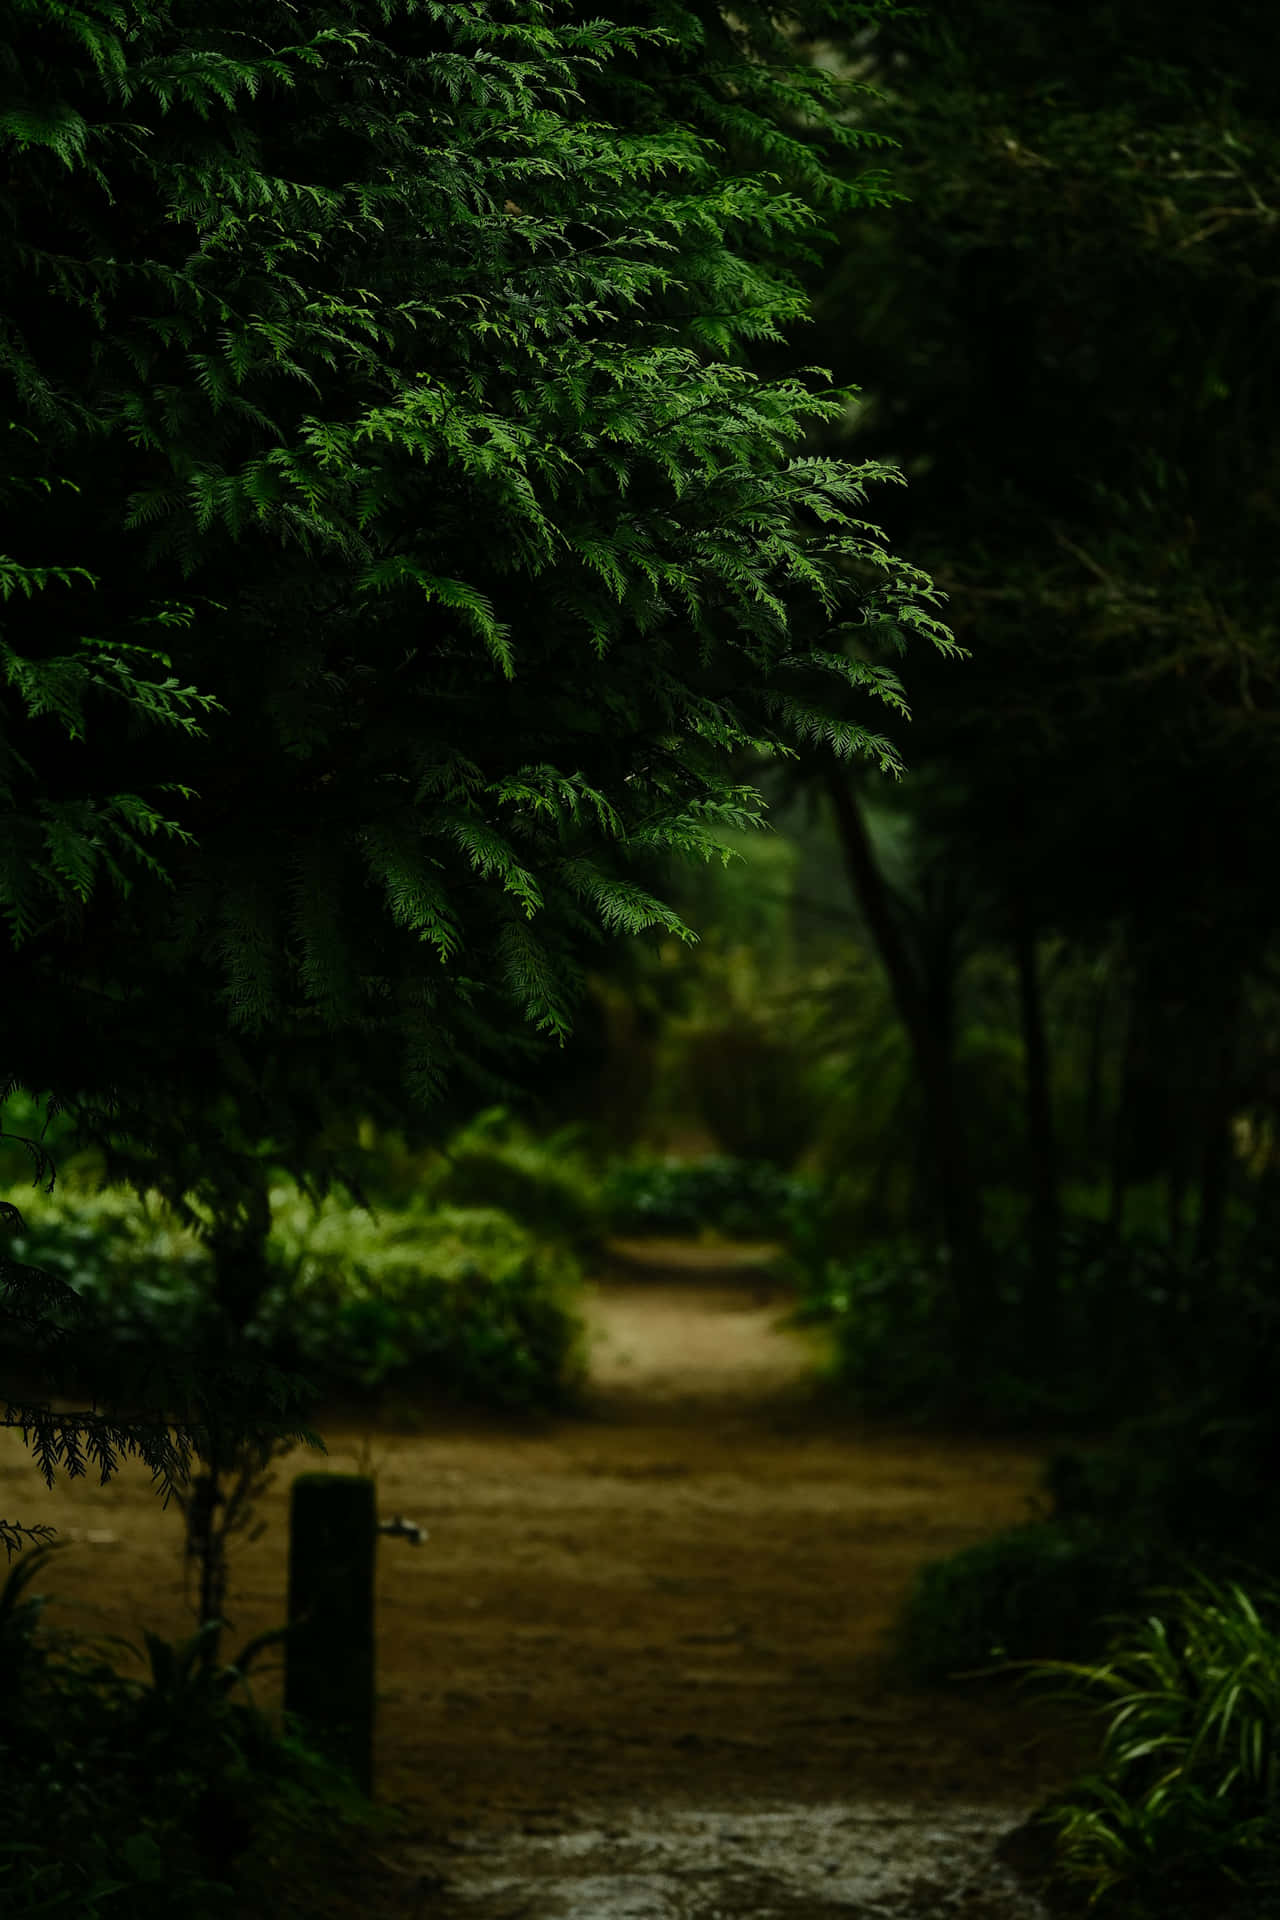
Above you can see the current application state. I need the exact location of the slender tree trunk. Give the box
[194,1180,275,1671]
[1166,1161,1189,1257]
[1011,903,1060,1336]
[209,1180,275,1335]
[1194,975,1242,1273]
[824,774,986,1344]
[1108,964,1141,1234]
[1084,962,1109,1172]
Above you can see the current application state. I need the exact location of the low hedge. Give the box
[1,1181,585,1414]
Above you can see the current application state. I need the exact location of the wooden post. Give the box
[284,1473,378,1798]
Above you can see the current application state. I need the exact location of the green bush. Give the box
[1046,1404,1280,1581]
[0,1182,219,1397]
[601,1155,816,1239]
[251,1192,586,1411]
[800,1222,1280,1430]
[892,1523,1158,1686]
[801,1240,960,1413]
[892,1391,1280,1700]
[1028,1575,1280,1916]
[1,1177,586,1414]
[422,1107,605,1258]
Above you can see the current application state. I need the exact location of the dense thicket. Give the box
[769,0,1280,1283]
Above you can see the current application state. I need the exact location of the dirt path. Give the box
[1,1248,1090,1916]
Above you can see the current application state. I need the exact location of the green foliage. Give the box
[0,1173,586,1415]
[892,1524,1157,1688]
[799,1239,957,1409]
[0,1180,327,1564]
[602,1154,814,1238]
[789,928,1084,1243]
[2,1179,210,1309]
[630,918,830,1166]
[1027,1576,1280,1915]
[0,1544,402,1917]
[254,1192,587,1412]
[783,4,1280,1292]
[887,1239,1280,1711]
[2,0,952,1075]
[1045,1401,1280,1584]
[422,1106,606,1257]
[797,1221,1280,1429]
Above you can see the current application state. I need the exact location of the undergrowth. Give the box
[1024,1575,1280,1917]
[1,1178,586,1415]
[0,1542,407,1918]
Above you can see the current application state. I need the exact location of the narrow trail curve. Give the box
[359,1247,1092,1917]
[3,1246,1092,1917]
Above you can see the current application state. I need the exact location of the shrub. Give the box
[802,1240,958,1413]
[601,1155,816,1239]
[892,1523,1158,1686]
[421,1107,606,1259]
[1046,1404,1280,1580]
[800,1222,1280,1431]
[1,1177,586,1414]
[0,1182,218,1399]
[1027,1575,1280,1916]
[892,1400,1280,1698]
[251,1193,586,1411]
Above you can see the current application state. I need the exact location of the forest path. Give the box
[3,1243,1086,1916]
[355,1245,1086,1916]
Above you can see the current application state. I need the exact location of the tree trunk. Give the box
[1194,974,1242,1273]
[1084,961,1109,1172]
[1166,1161,1189,1258]
[1108,961,1141,1234]
[1011,904,1060,1337]
[209,1179,275,1335]
[824,774,986,1345]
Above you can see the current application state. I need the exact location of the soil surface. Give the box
[1,1244,1094,1917]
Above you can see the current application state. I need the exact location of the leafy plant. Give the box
[0,1183,219,1399]
[0,1539,401,1917]
[602,1155,816,1239]
[0,1172,587,1415]
[796,1222,1280,1431]
[423,1107,606,1258]
[1046,1404,1280,1580]
[253,1192,586,1410]
[892,1524,1158,1687]
[1025,1575,1280,1914]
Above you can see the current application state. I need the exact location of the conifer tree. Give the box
[0,0,954,1554]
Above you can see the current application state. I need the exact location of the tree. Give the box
[759,0,1280,1284]
[0,0,954,1556]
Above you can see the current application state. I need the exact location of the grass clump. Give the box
[1025,1574,1280,1916]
